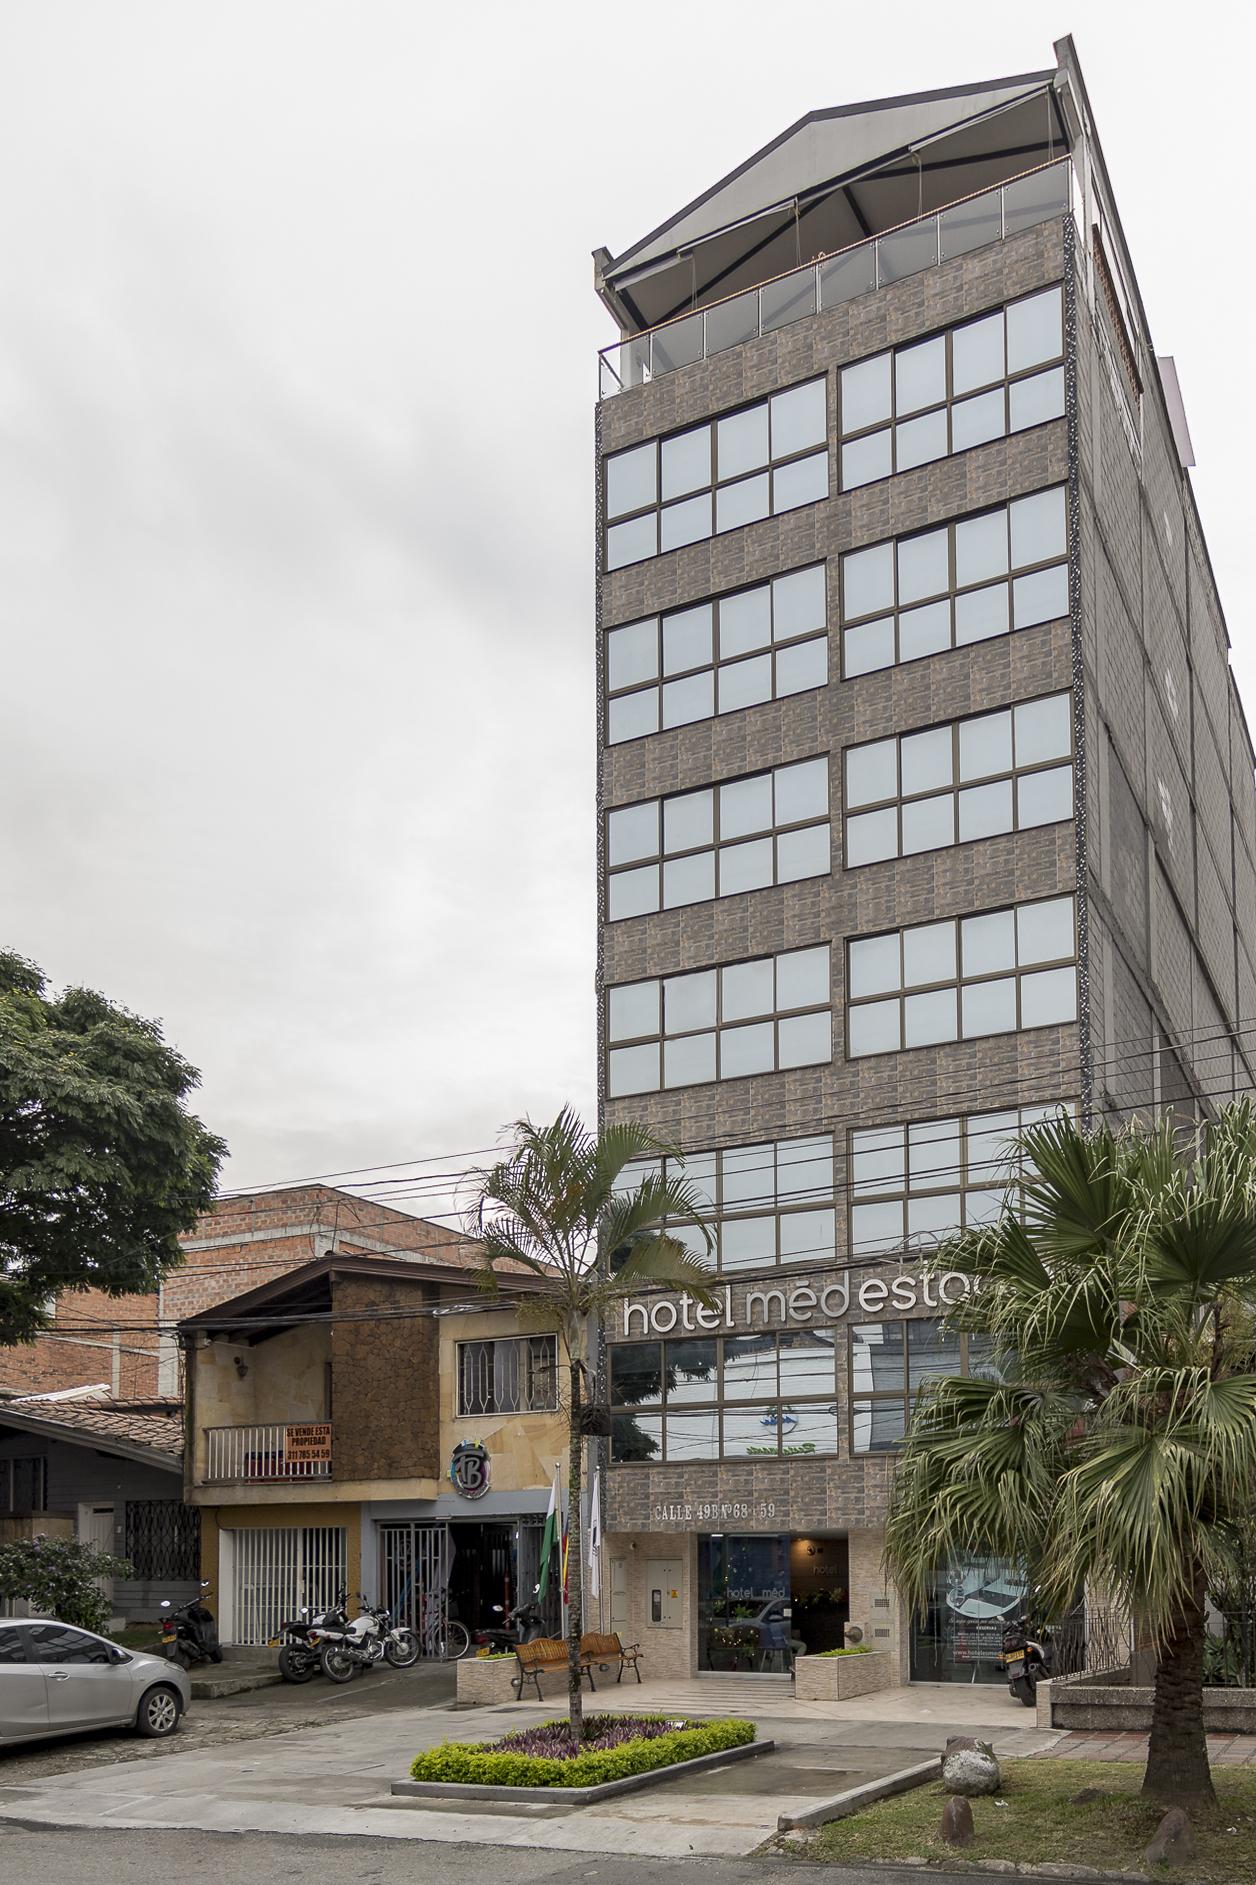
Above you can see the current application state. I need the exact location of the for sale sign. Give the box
[284,1422,332,1464]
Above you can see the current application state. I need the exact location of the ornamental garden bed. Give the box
[393,1714,767,1804]
[794,1646,894,1703]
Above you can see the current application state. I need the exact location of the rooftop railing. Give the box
[598,157,1074,400]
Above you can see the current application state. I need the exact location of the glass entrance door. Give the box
[910,1553,1028,1682]
[698,1534,789,1671]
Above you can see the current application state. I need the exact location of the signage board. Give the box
[620,1268,973,1338]
[283,1422,332,1464]
[449,1440,491,1499]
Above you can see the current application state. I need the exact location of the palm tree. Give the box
[472,1105,715,1741]
[883,1103,1256,1807]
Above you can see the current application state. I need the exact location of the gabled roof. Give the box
[0,1395,183,1470]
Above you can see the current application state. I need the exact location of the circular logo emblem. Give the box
[449,1441,491,1500]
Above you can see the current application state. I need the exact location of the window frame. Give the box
[609,1329,840,1463]
[614,1132,838,1276]
[454,1334,559,1419]
[848,1317,990,1455]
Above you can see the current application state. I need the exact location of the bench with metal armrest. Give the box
[511,1631,643,1699]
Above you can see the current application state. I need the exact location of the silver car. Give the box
[0,1617,191,1748]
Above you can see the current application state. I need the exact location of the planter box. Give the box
[1047,1672,1256,1734]
[794,1651,894,1702]
[393,1736,774,1803]
[455,1654,572,1707]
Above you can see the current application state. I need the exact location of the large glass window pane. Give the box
[664,1032,717,1088]
[773,564,827,639]
[1013,564,1070,629]
[664,787,714,854]
[955,509,1009,587]
[903,920,957,987]
[668,1338,718,1401]
[771,379,827,457]
[723,1334,777,1398]
[777,822,831,882]
[718,653,773,713]
[778,1010,832,1068]
[961,909,1016,976]
[904,986,958,1046]
[901,792,955,855]
[719,1021,775,1078]
[908,1319,962,1387]
[720,1216,777,1270]
[877,219,939,284]
[719,837,774,895]
[661,425,712,500]
[776,946,830,1009]
[611,1342,662,1406]
[1020,965,1078,1027]
[961,976,1018,1037]
[666,1410,720,1460]
[898,600,952,663]
[665,967,718,1033]
[721,957,774,1021]
[773,451,828,512]
[848,998,901,1056]
[954,583,1010,645]
[967,1109,1022,1180]
[720,585,772,658]
[662,851,716,908]
[1014,694,1072,766]
[958,779,1014,842]
[608,801,660,866]
[821,243,877,307]
[775,756,829,824]
[608,618,658,691]
[778,1135,835,1203]
[901,725,954,795]
[895,409,948,471]
[608,1043,659,1097]
[775,636,828,695]
[909,1117,961,1187]
[722,1406,781,1456]
[779,1329,836,1396]
[717,405,769,481]
[609,688,660,745]
[706,290,759,357]
[717,473,771,533]
[662,603,714,676]
[720,773,773,840]
[846,738,898,809]
[951,388,1005,453]
[844,618,896,677]
[609,979,659,1041]
[1017,896,1074,965]
[651,312,705,376]
[841,352,892,433]
[958,709,1013,780]
[660,492,713,553]
[851,1123,906,1193]
[851,1398,906,1453]
[851,1321,905,1392]
[1010,486,1067,568]
[846,806,899,866]
[607,514,658,570]
[842,542,895,620]
[907,1191,963,1245]
[612,1411,661,1462]
[722,1142,774,1207]
[1006,287,1063,374]
[897,528,949,605]
[1009,366,1065,432]
[939,190,1002,263]
[1017,764,1073,828]
[895,335,947,415]
[952,311,1005,395]
[606,442,657,519]
[608,864,659,921]
[851,1199,905,1254]
[842,430,892,489]
[849,932,901,997]
[662,670,715,728]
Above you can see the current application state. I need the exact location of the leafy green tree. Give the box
[0,950,226,1344]
[473,1106,714,1740]
[0,1536,134,1634]
[883,1104,1256,1806]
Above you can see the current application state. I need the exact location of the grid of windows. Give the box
[606,565,828,746]
[838,287,1065,491]
[605,379,829,571]
[607,946,832,1097]
[850,1319,993,1453]
[456,1336,558,1417]
[616,1135,837,1273]
[846,895,1077,1058]
[843,692,1074,867]
[841,486,1070,678]
[848,1101,1076,1255]
[610,1330,839,1462]
[608,757,831,920]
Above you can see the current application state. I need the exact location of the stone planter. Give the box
[794,1650,894,1702]
[1045,1672,1256,1733]
[454,1654,571,1707]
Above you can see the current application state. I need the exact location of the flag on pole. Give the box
[587,1467,601,1600]
[538,1462,560,1599]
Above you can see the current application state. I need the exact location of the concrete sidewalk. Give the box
[0,1691,1055,1858]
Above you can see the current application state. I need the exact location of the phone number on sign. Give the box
[650,1501,777,1523]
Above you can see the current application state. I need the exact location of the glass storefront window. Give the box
[698,1533,790,1670]
[910,1554,1029,1683]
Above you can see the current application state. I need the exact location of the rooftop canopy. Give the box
[596,71,1071,335]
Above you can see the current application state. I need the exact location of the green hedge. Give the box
[816,1644,873,1658]
[409,1716,755,1789]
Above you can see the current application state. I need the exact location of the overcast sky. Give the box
[2,1,1253,1201]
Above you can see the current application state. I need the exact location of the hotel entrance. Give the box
[697,1533,849,1671]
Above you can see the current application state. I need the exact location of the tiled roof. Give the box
[3,1394,183,1460]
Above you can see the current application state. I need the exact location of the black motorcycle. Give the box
[159,1581,222,1669]
[1000,1615,1052,1706]
[271,1587,349,1684]
[472,1594,545,1654]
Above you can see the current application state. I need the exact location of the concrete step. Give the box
[190,1665,284,1699]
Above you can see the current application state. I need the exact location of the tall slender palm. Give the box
[472,1105,715,1741]
[883,1102,1256,1806]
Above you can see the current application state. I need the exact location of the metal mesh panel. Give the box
[123,1500,201,1581]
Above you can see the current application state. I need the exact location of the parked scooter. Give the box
[271,1587,349,1684]
[1000,1615,1052,1706]
[472,1594,545,1654]
[319,1596,420,1684]
[159,1581,222,1669]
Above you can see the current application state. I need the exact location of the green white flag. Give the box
[538,1463,560,1598]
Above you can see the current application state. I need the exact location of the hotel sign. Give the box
[620,1269,972,1337]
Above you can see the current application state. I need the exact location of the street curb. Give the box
[815,1866,1154,1882]
[392,1735,774,1803]
[190,1670,285,1699]
[777,1757,940,1830]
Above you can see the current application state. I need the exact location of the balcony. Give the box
[598,158,1073,400]
[203,1422,332,1484]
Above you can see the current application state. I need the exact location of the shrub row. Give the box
[409,1715,755,1789]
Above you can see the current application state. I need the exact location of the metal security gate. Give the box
[227,1525,347,1646]
[378,1522,452,1658]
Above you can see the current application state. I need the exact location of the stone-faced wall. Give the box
[330,1274,439,1482]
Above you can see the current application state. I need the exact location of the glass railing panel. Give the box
[651,310,705,376]
[706,289,760,357]
[877,218,940,284]
[1003,162,1072,236]
[819,244,877,310]
[761,268,817,333]
[939,187,1003,262]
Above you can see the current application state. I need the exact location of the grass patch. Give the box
[810,1759,1256,1884]
[108,1625,164,1652]
[410,1714,755,1789]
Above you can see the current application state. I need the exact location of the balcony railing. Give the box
[203,1422,332,1484]
[598,157,1074,400]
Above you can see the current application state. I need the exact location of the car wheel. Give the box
[136,1684,182,1738]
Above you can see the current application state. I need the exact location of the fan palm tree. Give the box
[883,1102,1256,1806]
[472,1105,715,1741]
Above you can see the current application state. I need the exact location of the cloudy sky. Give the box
[2,1,1252,1200]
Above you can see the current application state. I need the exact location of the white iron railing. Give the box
[203,1423,331,1483]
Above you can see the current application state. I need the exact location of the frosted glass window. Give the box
[665,970,717,1035]
[776,757,829,823]
[846,739,898,808]
[608,801,659,865]
[897,529,949,604]
[660,492,712,552]
[958,779,1014,841]
[895,335,947,414]
[608,866,658,921]
[609,980,659,1041]
[720,586,772,658]
[717,405,769,480]
[720,774,773,839]
[846,807,899,866]
[955,510,1009,587]
[1010,486,1067,566]
[609,690,659,744]
[720,838,774,895]
[607,514,657,569]
[951,389,1006,452]
[843,542,895,618]
[717,473,771,532]
[608,619,659,690]
[895,409,948,470]
[722,1144,773,1206]
[776,822,832,884]
[1017,896,1074,965]
[952,311,1005,394]
[961,976,1017,1036]
[606,442,656,518]
[720,1021,775,1078]
[1010,367,1065,433]
[904,987,958,1046]
[778,1010,832,1067]
[777,946,830,1010]
[901,793,955,854]
[958,710,1013,779]
[776,636,828,694]
[662,671,714,728]
[955,583,1010,644]
[901,726,953,794]
[849,932,902,997]
[841,352,892,431]
[662,605,713,675]
[844,617,896,676]
[774,452,829,511]
[664,789,714,852]
[663,852,716,908]
[718,654,773,713]
[1020,966,1077,1027]
[771,380,828,456]
[664,1034,717,1088]
[661,426,711,500]
[903,921,957,987]
[773,565,827,639]
[1014,564,1069,628]
[1006,287,1063,373]
[908,1118,960,1185]
[608,1043,659,1096]
[1014,694,1071,766]
[962,909,1016,976]
[721,958,774,1021]
[1018,765,1073,827]
[849,999,901,1056]
[898,601,951,662]
[779,1208,835,1262]
[842,431,892,488]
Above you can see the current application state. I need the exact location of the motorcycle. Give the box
[159,1581,222,1669]
[270,1587,349,1684]
[1000,1615,1052,1706]
[319,1596,420,1684]
[472,1594,545,1654]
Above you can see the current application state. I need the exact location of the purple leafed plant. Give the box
[486,1714,692,1759]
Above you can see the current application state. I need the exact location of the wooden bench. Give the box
[511,1632,643,1699]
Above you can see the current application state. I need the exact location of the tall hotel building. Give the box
[592,39,1256,1687]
